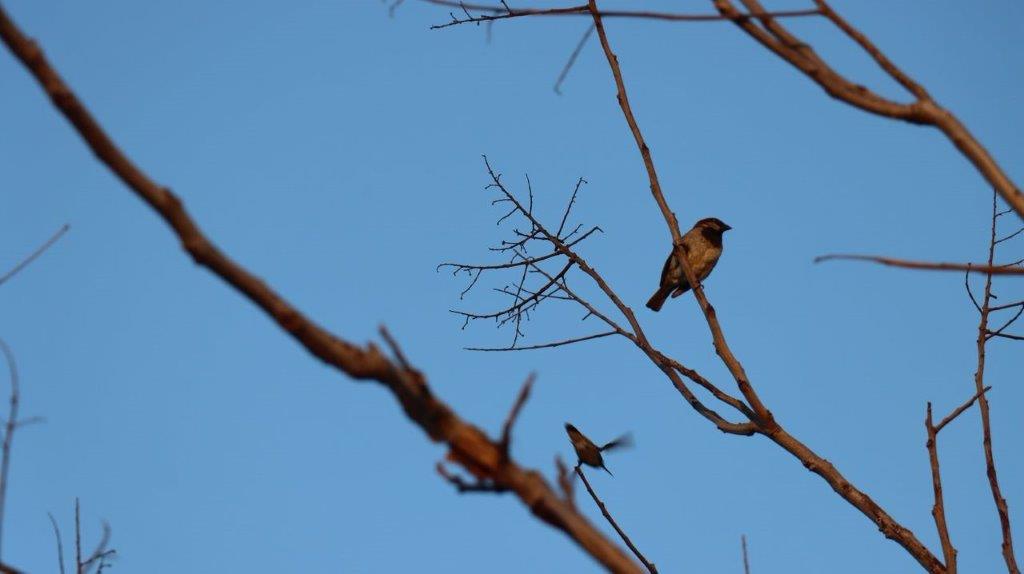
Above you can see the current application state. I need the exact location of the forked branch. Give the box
[0,5,642,572]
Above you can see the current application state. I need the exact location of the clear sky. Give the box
[1,0,1022,572]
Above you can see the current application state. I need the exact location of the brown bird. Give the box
[564,423,633,477]
[646,217,732,312]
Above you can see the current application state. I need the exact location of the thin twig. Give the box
[422,0,820,29]
[0,224,69,288]
[0,340,16,561]
[499,372,535,456]
[575,465,657,574]
[972,192,1020,574]
[935,386,991,434]
[74,499,81,574]
[741,534,750,574]
[815,254,1024,275]
[465,330,616,351]
[553,25,594,95]
[48,513,65,574]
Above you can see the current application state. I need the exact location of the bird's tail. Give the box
[646,285,673,312]
[601,463,614,477]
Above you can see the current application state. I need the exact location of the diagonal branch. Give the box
[0,224,69,288]
[711,0,1024,219]
[575,465,658,574]
[587,1,945,571]
[0,5,643,572]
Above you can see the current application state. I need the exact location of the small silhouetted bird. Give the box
[646,217,732,312]
[565,423,633,477]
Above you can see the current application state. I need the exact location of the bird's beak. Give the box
[722,223,732,231]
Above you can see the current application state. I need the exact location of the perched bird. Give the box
[646,217,732,312]
[564,423,633,477]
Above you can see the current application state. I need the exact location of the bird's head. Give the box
[695,217,732,234]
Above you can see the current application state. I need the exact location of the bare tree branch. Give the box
[815,254,1024,275]
[47,513,65,574]
[0,224,69,288]
[553,25,593,95]
[585,1,945,570]
[0,340,16,562]
[935,387,991,435]
[0,6,643,570]
[575,465,658,574]
[421,0,820,30]
[970,193,1021,574]
[741,534,750,574]
[711,0,1024,219]
[466,330,616,352]
[499,373,535,456]
[925,402,957,574]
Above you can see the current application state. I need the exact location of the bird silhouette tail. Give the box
[601,463,614,477]
[646,285,673,312]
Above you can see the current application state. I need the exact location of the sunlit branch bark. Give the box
[0,5,642,572]
[586,1,945,570]
[710,0,1024,219]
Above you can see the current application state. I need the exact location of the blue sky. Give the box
[1,0,1022,572]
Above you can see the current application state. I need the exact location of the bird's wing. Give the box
[600,432,634,452]
[565,423,592,451]
[658,250,674,286]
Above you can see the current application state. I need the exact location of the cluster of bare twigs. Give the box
[0,225,68,573]
[439,164,612,351]
[47,500,115,574]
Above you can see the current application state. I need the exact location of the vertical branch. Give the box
[925,403,956,573]
[741,534,750,574]
[575,465,658,574]
[0,340,18,561]
[48,513,66,574]
[585,2,943,571]
[973,193,1020,574]
[586,0,772,426]
[74,499,82,574]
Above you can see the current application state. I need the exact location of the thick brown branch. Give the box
[712,0,1024,218]
[575,465,658,574]
[588,2,944,570]
[589,0,773,428]
[815,254,1024,275]
[0,6,642,572]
